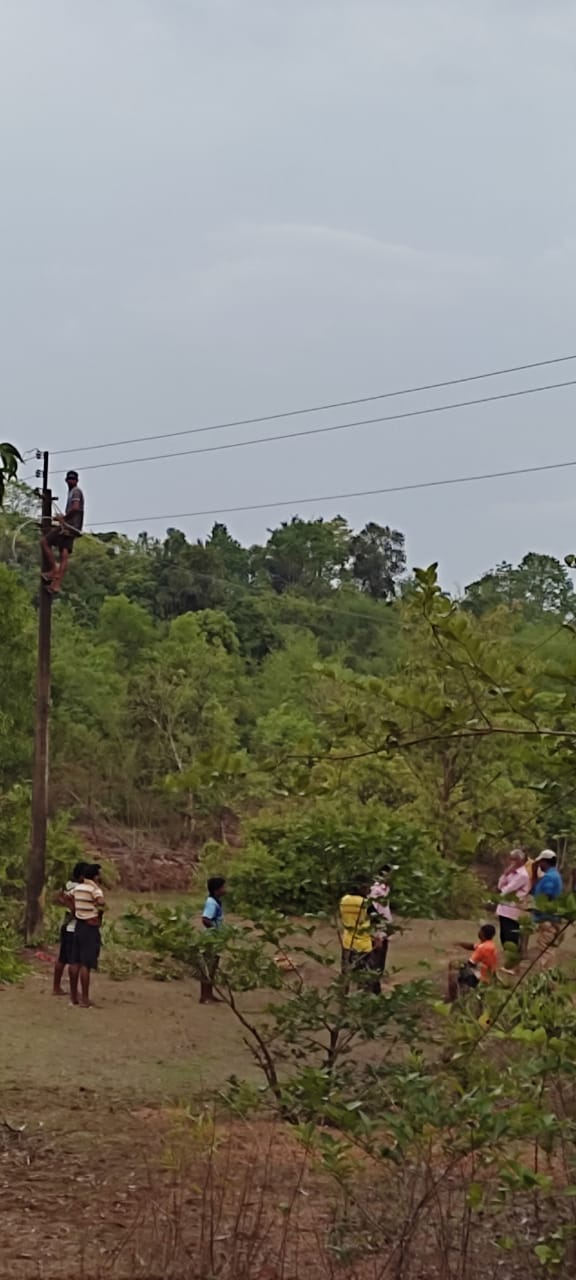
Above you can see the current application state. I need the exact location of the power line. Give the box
[92,455,576,527]
[65,377,576,475]
[51,352,576,457]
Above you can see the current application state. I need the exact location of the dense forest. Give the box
[2,481,576,916]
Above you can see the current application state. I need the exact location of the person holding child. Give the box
[496,848,531,966]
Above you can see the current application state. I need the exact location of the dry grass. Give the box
[3,912,576,1277]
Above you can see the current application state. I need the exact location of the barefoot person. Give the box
[67,863,105,1007]
[53,861,86,997]
[41,469,84,593]
[496,848,531,967]
[200,876,226,1004]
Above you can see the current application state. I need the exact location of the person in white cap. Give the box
[532,851,563,967]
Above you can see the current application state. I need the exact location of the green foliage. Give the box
[349,521,406,599]
[98,594,157,668]
[4,495,576,943]
[120,871,576,1274]
[0,565,34,781]
[465,552,576,620]
[0,791,84,903]
[46,810,85,889]
[253,515,352,595]
[122,906,431,1112]
[0,917,26,983]
[0,785,30,895]
[226,805,483,917]
[0,442,23,505]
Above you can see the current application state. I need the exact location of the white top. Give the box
[496,865,531,921]
[64,880,78,932]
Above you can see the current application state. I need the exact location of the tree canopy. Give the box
[2,481,576,915]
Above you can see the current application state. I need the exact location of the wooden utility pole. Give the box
[25,451,52,942]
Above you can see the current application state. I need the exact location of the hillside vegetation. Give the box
[2,484,576,915]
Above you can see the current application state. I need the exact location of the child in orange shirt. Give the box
[448,923,498,1001]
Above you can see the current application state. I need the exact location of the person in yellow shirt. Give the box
[339,881,383,993]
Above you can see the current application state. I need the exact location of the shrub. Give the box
[0,793,85,901]
[222,805,483,918]
[0,917,26,983]
[0,784,29,896]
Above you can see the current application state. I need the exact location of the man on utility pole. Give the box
[41,468,84,593]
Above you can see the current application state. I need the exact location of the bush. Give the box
[46,810,85,889]
[221,805,483,918]
[0,917,26,983]
[0,793,85,902]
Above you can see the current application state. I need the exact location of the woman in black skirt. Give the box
[67,863,105,1007]
[53,861,87,997]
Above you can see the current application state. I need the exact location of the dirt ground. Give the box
[2,909,574,1277]
[0,914,480,1102]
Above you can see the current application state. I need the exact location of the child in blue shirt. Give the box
[200,876,226,1004]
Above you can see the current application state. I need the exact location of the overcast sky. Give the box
[2,0,576,589]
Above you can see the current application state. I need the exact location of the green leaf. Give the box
[467,1182,484,1210]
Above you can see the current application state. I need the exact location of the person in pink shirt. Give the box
[496,848,531,962]
[367,864,396,983]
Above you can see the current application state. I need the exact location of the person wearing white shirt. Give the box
[496,848,531,959]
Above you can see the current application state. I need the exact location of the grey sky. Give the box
[2,0,576,589]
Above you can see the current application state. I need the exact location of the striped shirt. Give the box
[70,879,105,921]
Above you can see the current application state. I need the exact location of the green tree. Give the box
[349,521,406,599]
[255,516,351,594]
[298,568,552,860]
[153,529,229,617]
[0,567,34,903]
[131,612,242,821]
[51,611,129,819]
[465,553,576,619]
[206,522,250,584]
[0,564,34,781]
[98,594,158,669]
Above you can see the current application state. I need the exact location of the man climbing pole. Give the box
[41,468,84,593]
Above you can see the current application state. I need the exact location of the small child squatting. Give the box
[448,923,498,1002]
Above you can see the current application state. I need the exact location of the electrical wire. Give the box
[50,352,576,457]
[92,455,576,527]
[7,504,572,634]
[62,377,576,475]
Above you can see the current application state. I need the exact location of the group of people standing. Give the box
[337,849,566,1002]
[495,847,563,959]
[450,847,564,999]
[51,850,565,1008]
